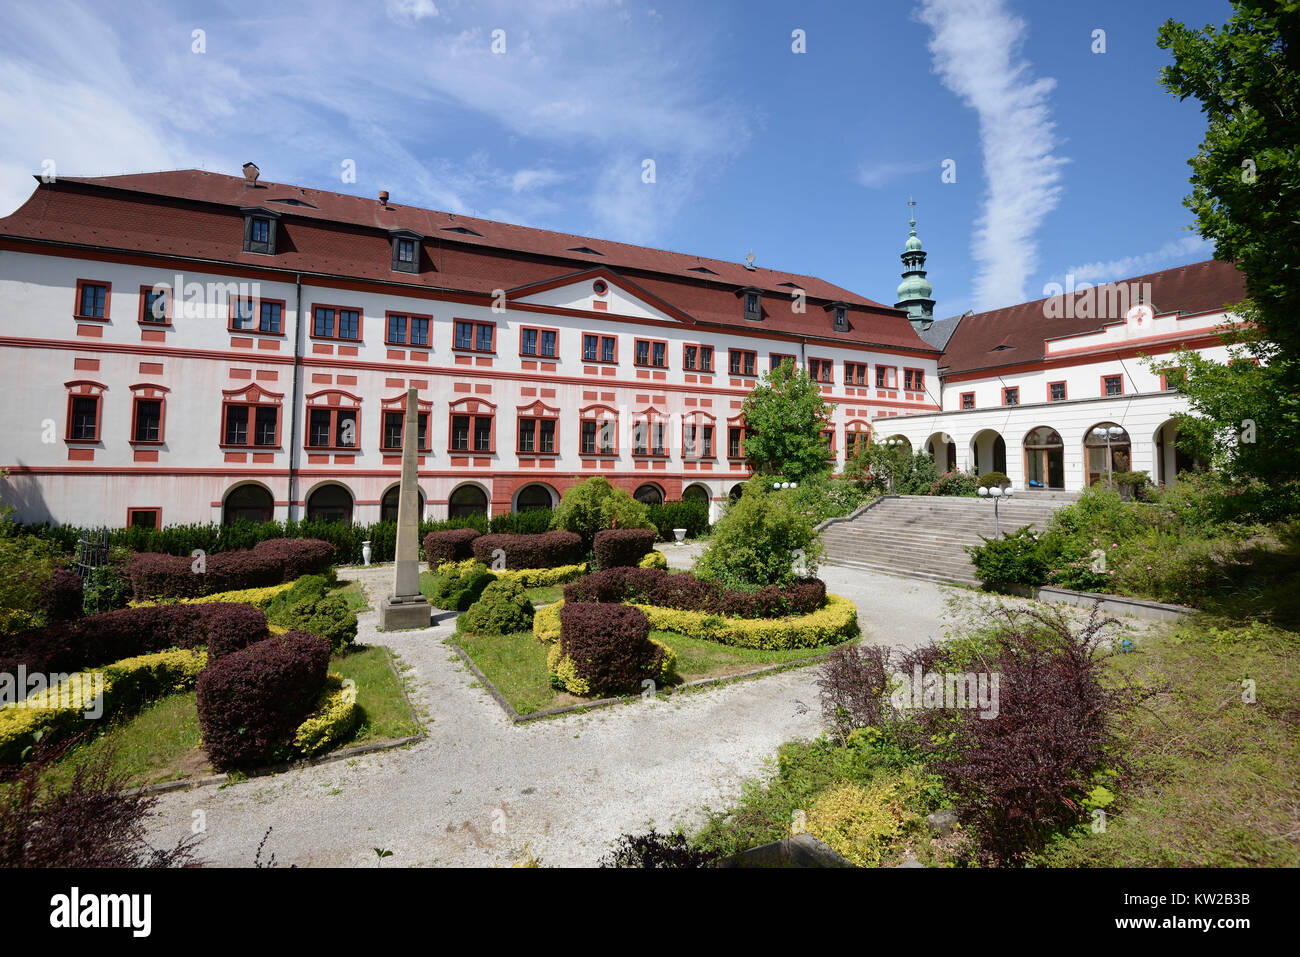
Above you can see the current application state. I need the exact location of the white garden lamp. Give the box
[978,484,1013,537]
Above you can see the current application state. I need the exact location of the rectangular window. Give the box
[1103,374,1123,396]
[744,290,761,320]
[808,358,833,383]
[601,336,616,363]
[635,339,650,366]
[1003,387,1020,406]
[833,306,848,332]
[770,353,795,372]
[518,327,557,357]
[456,322,474,351]
[388,314,407,345]
[539,418,555,453]
[1161,368,1184,392]
[519,418,536,453]
[313,307,334,338]
[77,281,109,319]
[960,392,975,410]
[306,407,358,449]
[475,323,493,352]
[728,426,744,459]
[474,416,492,452]
[876,366,897,389]
[844,362,868,386]
[133,399,162,443]
[225,405,249,446]
[259,301,282,334]
[410,317,429,347]
[250,218,270,244]
[451,415,470,451]
[232,298,256,330]
[518,417,557,454]
[521,328,538,355]
[904,368,925,391]
[382,411,427,451]
[652,341,666,367]
[582,415,616,454]
[396,238,416,264]
[539,330,556,357]
[128,508,159,529]
[822,429,835,456]
[581,420,597,455]
[142,288,168,324]
[845,430,868,458]
[337,310,360,340]
[583,334,598,361]
[699,345,713,372]
[454,320,495,353]
[684,345,698,370]
[730,349,757,377]
[70,396,98,441]
[635,421,665,455]
[1049,382,1067,401]
[254,406,277,446]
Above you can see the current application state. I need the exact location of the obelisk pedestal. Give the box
[377,387,432,629]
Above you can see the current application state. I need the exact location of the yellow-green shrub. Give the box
[638,551,668,570]
[631,594,858,650]
[293,674,361,756]
[438,560,588,588]
[131,581,295,609]
[805,776,917,868]
[0,648,207,764]
[546,636,677,696]
[534,602,563,643]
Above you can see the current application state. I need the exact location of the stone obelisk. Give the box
[378,387,432,629]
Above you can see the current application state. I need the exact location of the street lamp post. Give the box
[977,483,1014,537]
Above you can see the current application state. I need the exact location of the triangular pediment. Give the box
[508,268,695,324]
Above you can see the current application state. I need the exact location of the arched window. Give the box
[380,485,425,522]
[728,483,745,503]
[1023,427,1064,489]
[448,484,489,518]
[1084,423,1131,486]
[223,484,274,524]
[515,484,554,512]
[634,484,664,506]
[306,484,354,524]
[682,484,710,504]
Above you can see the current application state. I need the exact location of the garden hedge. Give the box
[645,499,710,540]
[470,531,584,570]
[547,602,674,696]
[536,595,858,651]
[593,528,658,569]
[457,579,535,636]
[196,630,331,771]
[0,647,207,765]
[423,528,482,569]
[0,602,269,675]
[564,567,826,619]
[127,539,334,600]
[293,674,361,757]
[426,560,495,611]
[37,569,83,622]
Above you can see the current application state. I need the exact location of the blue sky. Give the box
[0,0,1233,316]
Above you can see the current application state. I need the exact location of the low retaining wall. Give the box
[1033,586,1195,622]
[814,495,894,533]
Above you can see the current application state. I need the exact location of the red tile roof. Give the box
[938,259,1246,376]
[0,169,935,353]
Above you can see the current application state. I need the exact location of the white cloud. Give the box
[856,159,934,190]
[916,0,1067,310]
[386,0,439,23]
[1059,235,1215,285]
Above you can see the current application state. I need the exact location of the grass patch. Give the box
[452,627,848,716]
[330,580,370,611]
[525,584,565,606]
[332,645,421,743]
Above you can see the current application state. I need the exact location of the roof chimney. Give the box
[379,190,389,205]
[241,162,260,187]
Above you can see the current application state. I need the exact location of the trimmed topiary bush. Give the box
[196,630,330,771]
[203,603,271,662]
[977,471,1011,490]
[695,484,822,590]
[423,528,482,569]
[550,476,655,550]
[470,531,583,570]
[37,569,84,623]
[563,567,826,619]
[262,576,356,653]
[593,528,658,569]
[427,560,495,611]
[458,579,535,635]
[639,550,668,569]
[127,539,334,600]
[553,602,665,696]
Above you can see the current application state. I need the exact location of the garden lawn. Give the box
[23,644,419,792]
[330,580,370,612]
[451,628,852,717]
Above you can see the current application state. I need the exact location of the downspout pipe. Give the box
[287,272,304,521]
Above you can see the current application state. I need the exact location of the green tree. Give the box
[550,476,653,550]
[740,360,833,481]
[695,480,822,590]
[1157,2,1300,480]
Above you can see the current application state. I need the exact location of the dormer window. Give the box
[390,230,422,274]
[742,289,762,321]
[833,305,848,332]
[241,208,280,255]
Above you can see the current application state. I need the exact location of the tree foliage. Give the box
[740,361,833,481]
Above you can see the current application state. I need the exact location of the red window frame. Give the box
[808,357,834,384]
[126,507,161,529]
[633,337,668,369]
[727,420,746,460]
[1101,374,1124,397]
[1159,368,1184,392]
[631,408,669,457]
[74,279,112,321]
[448,398,496,454]
[518,325,560,359]
[729,349,758,377]
[454,319,496,354]
[385,311,433,348]
[309,302,363,342]
[682,343,714,373]
[229,296,288,335]
[579,404,619,456]
[1002,386,1020,406]
[64,381,105,443]
[302,390,361,452]
[580,332,618,364]
[1047,380,1068,401]
[903,368,925,391]
[769,353,795,373]
[875,365,897,389]
[220,384,283,449]
[138,284,173,326]
[681,413,716,459]
[844,423,871,459]
[515,402,560,455]
[960,392,976,410]
[821,427,837,458]
[844,361,868,386]
[129,384,168,445]
[379,394,433,452]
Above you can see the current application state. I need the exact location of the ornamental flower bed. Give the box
[126,538,334,600]
[564,567,826,619]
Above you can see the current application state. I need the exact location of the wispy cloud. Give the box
[0,0,749,245]
[856,158,934,190]
[1056,235,1215,285]
[915,0,1067,310]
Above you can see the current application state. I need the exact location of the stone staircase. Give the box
[819,493,1075,587]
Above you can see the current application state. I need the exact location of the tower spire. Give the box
[895,200,935,330]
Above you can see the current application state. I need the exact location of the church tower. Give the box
[895,202,936,330]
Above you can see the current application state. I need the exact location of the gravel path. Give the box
[140,561,1045,867]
